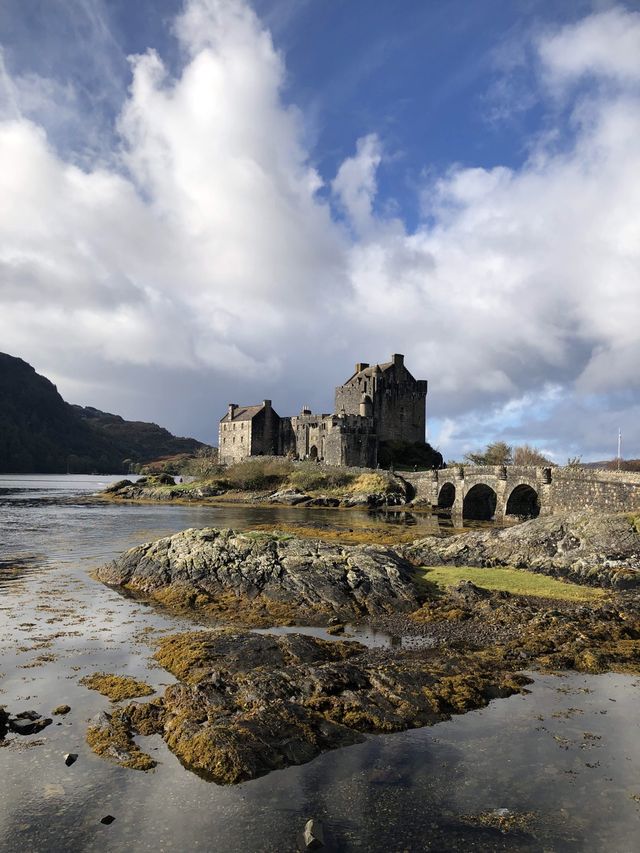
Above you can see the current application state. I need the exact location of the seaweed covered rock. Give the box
[96,528,420,624]
[404,511,640,588]
[409,585,640,674]
[104,630,528,783]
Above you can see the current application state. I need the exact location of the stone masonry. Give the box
[402,466,640,520]
[218,354,428,467]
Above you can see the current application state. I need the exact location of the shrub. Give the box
[349,472,396,495]
[378,440,443,469]
[223,458,293,491]
[287,463,354,493]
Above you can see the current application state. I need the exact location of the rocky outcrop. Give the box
[103,475,225,502]
[103,630,528,783]
[404,512,640,588]
[96,528,421,624]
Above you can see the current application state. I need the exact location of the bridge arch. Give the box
[437,482,456,509]
[463,483,497,521]
[505,483,540,519]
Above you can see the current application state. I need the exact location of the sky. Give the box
[0,0,639,462]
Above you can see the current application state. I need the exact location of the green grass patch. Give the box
[421,565,604,602]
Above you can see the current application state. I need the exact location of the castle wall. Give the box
[250,405,280,456]
[373,369,427,443]
[219,419,252,464]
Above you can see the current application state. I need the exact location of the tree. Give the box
[184,447,220,479]
[513,444,554,466]
[464,441,513,466]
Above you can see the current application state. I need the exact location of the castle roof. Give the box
[345,358,417,384]
[220,404,265,423]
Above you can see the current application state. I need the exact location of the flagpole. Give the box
[617,428,622,471]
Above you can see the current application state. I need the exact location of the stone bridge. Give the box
[401,466,640,522]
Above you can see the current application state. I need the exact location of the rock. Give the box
[52,704,71,715]
[0,707,8,738]
[9,714,52,735]
[450,581,492,605]
[16,709,41,720]
[96,527,420,624]
[341,494,369,507]
[86,709,156,771]
[403,511,640,588]
[269,489,311,506]
[64,753,78,766]
[303,818,324,850]
[108,629,529,784]
[305,496,340,507]
[103,479,133,494]
[100,815,116,825]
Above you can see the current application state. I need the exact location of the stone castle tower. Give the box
[334,353,428,444]
[219,354,428,467]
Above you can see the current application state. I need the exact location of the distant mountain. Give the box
[0,353,208,473]
[582,460,640,472]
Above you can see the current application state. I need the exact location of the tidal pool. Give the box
[0,475,638,852]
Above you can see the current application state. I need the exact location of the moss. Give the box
[154,632,226,684]
[573,640,640,674]
[79,672,155,701]
[437,675,487,712]
[86,708,156,771]
[627,513,640,534]
[146,583,314,628]
[249,522,418,547]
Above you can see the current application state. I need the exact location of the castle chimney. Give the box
[392,353,404,367]
[263,399,271,409]
[227,403,238,419]
[355,362,369,373]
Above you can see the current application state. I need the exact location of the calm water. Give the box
[0,475,639,852]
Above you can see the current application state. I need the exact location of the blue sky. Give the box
[1,0,639,462]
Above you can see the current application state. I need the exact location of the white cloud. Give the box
[0,0,639,459]
[538,7,640,86]
[331,133,382,237]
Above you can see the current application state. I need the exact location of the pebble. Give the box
[303,818,324,850]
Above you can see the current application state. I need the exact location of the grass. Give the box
[421,565,605,602]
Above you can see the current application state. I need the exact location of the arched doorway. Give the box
[309,445,318,460]
[438,482,456,510]
[463,484,497,521]
[506,484,540,518]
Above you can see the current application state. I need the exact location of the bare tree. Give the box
[464,441,513,466]
[513,444,554,466]
[185,447,220,479]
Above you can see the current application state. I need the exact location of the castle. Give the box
[218,354,428,468]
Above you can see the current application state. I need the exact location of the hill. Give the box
[0,353,208,473]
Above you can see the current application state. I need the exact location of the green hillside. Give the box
[0,353,207,473]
